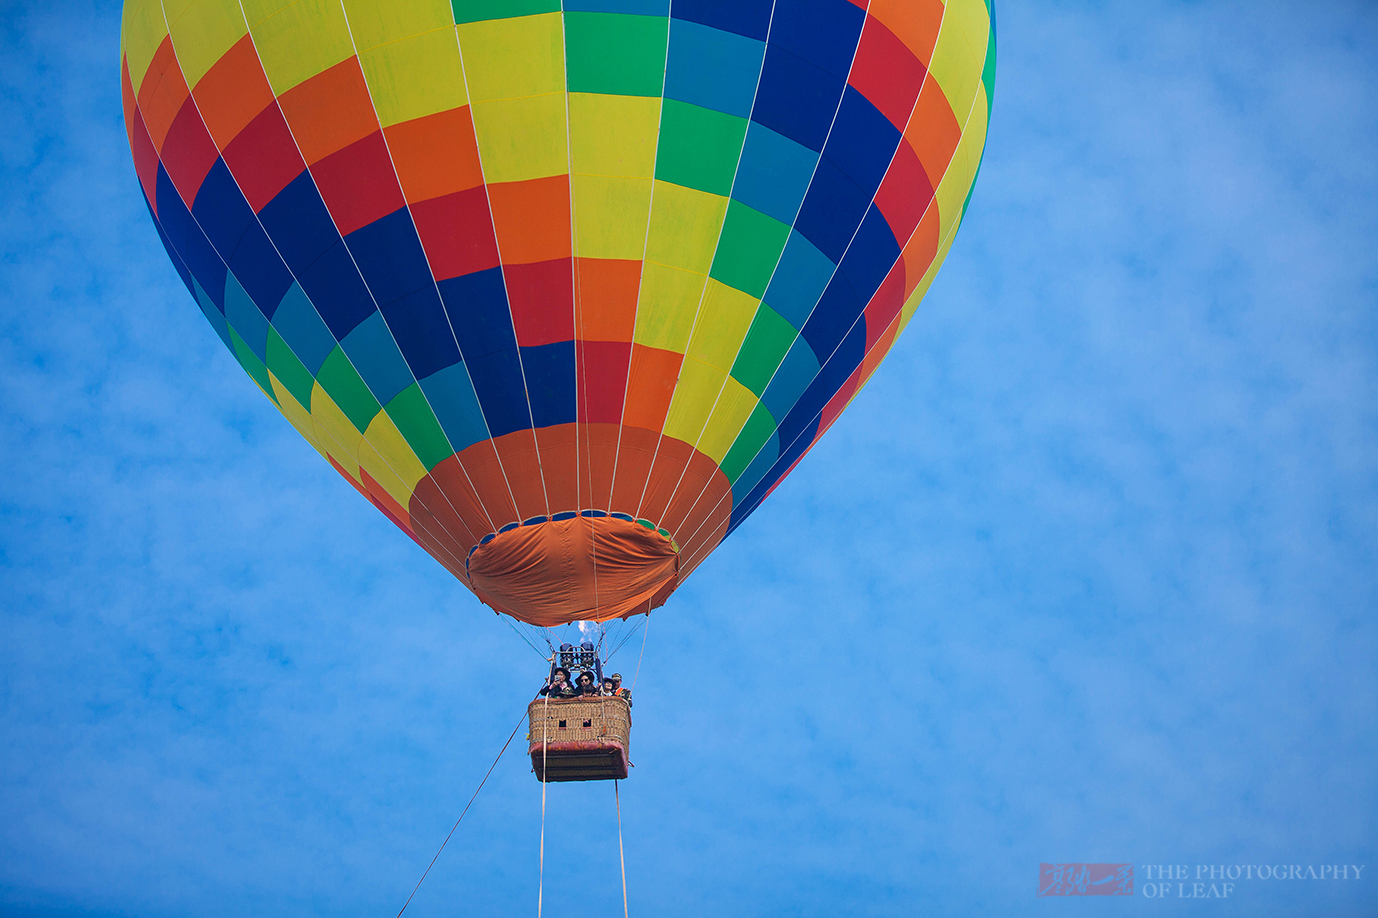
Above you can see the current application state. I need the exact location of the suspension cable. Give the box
[504,616,547,658]
[615,779,629,918]
[604,618,641,663]
[394,710,526,917]
[632,614,650,694]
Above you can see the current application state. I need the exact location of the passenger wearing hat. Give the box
[538,667,574,699]
[609,672,631,707]
[573,670,600,697]
[600,676,616,696]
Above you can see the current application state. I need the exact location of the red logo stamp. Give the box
[1039,863,1134,896]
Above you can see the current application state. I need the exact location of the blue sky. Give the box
[2,1,1376,916]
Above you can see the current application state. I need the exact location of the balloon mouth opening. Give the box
[466,514,680,626]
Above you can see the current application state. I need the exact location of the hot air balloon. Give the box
[120,0,995,629]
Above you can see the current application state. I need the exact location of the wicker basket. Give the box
[527,696,632,782]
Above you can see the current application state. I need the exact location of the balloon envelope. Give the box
[120,0,995,625]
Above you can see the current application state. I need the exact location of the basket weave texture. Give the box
[527,696,631,751]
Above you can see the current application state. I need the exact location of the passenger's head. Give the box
[611,673,623,687]
[577,671,593,686]
[552,667,569,684]
[602,677,615,692]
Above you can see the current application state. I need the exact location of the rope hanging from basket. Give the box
[615,780,629,918]
[538,693,550,918]
[394,710,526,917]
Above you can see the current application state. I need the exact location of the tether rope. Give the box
[395,710,526,918]
[538,694,549,918]
[615,780,629,918]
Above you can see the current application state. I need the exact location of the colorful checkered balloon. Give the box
[121,0,995,625]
